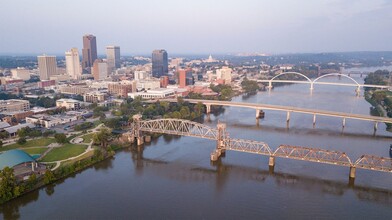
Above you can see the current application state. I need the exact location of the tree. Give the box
[103,118,121,129]
[17,127,32,138]
[179,106,190,119]
[26,173,37,189]
[93,128,112,149]
[17,137,26,145]
[241,78,259,94]
[0,140,3,148]
[0,131,9,139]
[0,167,17,202]
[30,130,42,138]
[160,101,170,112]
[43,170,56,184]
[54,133,67,144]
[194,102,205,116]
[42,130,56,137]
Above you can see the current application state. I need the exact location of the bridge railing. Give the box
[354,155,392,172]
[138,119,219,140]
[224,138,272,155]
[273,145,352,167]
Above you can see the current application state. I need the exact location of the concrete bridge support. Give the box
[373,122,378,136]
[267,81,273,91]
[342,118,346,128]
[268,156,275,167]
[310,82,314,91]
[286,111,290,123]
[355,86,361,96]
[313,114,316,127]
[133,114,144,146]
[349,166,356,179]
[206,104,211,114]
[211,123,226,162]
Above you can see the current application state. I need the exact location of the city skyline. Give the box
[1,0,392,55]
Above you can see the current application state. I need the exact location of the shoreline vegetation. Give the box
[362,70,392,131]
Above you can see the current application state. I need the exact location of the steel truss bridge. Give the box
[128,115,392,179]
[256,72,391,95]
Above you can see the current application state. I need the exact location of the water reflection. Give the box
[0,189,39,220]
[129,145,392,206]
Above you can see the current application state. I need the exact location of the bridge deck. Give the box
[159,99,392,123]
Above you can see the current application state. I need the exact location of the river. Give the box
[1,76,392,219]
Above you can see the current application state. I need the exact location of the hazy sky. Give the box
[1,0,391,55]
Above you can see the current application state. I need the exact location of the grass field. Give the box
[40,144,87,162]
[22,147,48,156]
[1,138,56,152]
[81,133,96,143]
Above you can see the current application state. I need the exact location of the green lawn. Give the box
[1,138,56,152]
[81,133,96,143]
[22,147,48,156]
[40,144,87,162]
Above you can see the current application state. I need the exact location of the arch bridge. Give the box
[257,72,391,96]
[128,115,392,180]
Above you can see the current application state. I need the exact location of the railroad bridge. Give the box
[126,115,392,180]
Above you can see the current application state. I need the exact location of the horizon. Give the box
[2,50,392,58]
[1,0,392,55]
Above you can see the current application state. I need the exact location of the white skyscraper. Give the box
[65,48,81,79]
[37,55,57,80]
[106,46,120,73]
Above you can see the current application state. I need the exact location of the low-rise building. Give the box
[26,114,78,128]
[108,80,136,98]
[59,85,94,95]
[128,88,175,99]
[11,68,31,81]
[137,79,161,90]
[0,99,30,112]
[83,91,107,103]
[56,98,82,110]
[38,80,56,88]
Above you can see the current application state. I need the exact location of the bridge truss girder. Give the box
[138,119,219,140]
[273,145,352,167]
[224,138,272,155]
[354,155,392,173]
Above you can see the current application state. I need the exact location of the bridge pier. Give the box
[211,123,226,162]
[355,86,361,96]
[206,104,211,114]
[349,166,356,179]
[133,114,144,146]
[267,81,273,91]
[268,156,275,167]
[313,114,316,127]
[137,137,144,146]
[342,118,346,128]
[310,83,314,91]
[286,111,290,123]
[256,109,265,119]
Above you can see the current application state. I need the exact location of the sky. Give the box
[1,0,392,55]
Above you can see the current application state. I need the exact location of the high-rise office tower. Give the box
[65,48,81,79]
[82,34,97,71]
[152,49,168,78]
[106,46,120,73]
[37,55,57,80]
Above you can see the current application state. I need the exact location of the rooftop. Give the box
[0,149,36,170]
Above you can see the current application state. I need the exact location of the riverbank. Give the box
[364,90,392,131]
